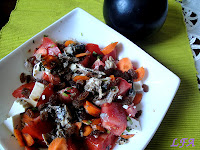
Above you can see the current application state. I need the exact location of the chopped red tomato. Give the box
[24,146,40,150]
[59,87,79,103]
[80,55,90,68]
[67,138,77,150]
[80,54,96,68]
[92,59,105,70]
[101,102,127,136]
[42,37,61,56]
[48,47,61,56]
[42,72,60,85]
[85,133,117,150]
[102,47,117,62]
[12,82,35,98]
[42,72,50,81]
[34,47,47,56]
[85,43,104,55]
[117,77,132,96]
[41,37,56,49]
[36,84,54,107]
[22,116,53,140]
[125,104,138,117]
[34,37,61,56]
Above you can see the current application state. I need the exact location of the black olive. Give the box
[103,0,168,41]
[74,44,85,54]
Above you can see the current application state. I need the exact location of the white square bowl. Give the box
[0,8,180,150]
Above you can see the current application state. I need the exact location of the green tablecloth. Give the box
[0,0,200,149]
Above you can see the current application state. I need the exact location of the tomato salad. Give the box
[8,37,147,150]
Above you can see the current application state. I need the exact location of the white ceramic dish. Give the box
[0,8,180,150]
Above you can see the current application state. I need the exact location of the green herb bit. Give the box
[127,116,131,121]
[107,130,110,134]
[126,127,132,132]
[127,116,133,125]
[44,35,48,37]
[50,44,55,48]
[110,86,116,90]
[97,54,103,60]
[86,120,92,125]
[62,92,69,97]
[92,51,97,55]
[92,52,98,57]
[66,87,73,90]
[81,33,83,36]
[31,107,38,112]
[64,91,71,94]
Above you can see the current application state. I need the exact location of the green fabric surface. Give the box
[0,0,200,149]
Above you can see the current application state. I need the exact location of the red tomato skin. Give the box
[36,84,54,107]
[80,55,90,67]
[59,87,79,103]
[24,146,41,150]
[34,47,47,56]
[22,116,53,140]
[12,82,35,98]
[67,138,77,150]
[101,102,127,136]
[34,37,61,56]
[92,59,105,70]
[80,54,96,68]
[42,37,55,49]
[85,133,117,150]
[48,47,61,56]
[42,72,60,85]
[85,43,104,55]
[125,104,137,117]
[102,48,117,62]
[42,72,49,81]
[117,77,132,96]
[89,54,98,67]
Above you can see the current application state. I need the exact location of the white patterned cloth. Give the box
[178,0,200,90]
